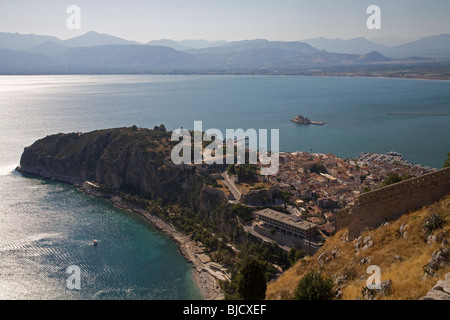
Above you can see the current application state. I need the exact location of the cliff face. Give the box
[18,127,203,203]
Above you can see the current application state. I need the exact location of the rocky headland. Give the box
[16,125,230,300]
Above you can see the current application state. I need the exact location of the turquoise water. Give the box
[0,75,449,299]
[0,173,201,299]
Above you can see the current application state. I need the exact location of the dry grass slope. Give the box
[266,194,450,300]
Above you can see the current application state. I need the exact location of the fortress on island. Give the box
[291,115,326,125]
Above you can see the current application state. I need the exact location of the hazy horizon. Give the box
[1,0,449,44]
[3,28,447,45]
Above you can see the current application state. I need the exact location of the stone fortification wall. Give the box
[338,167,450,239]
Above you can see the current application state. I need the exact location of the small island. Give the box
[291,115,326,125]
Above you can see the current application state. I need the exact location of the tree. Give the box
[293,270,334,300]
[231,203,252,222]
[236,164,257,180]
[227,164,236,175]
[444,152,450,168]
[237,260,267,300]
[381,172,413,187]
[287,248,305,267]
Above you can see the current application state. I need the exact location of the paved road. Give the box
[221,172,242,201]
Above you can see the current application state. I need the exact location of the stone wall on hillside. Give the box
[338,167,450,239]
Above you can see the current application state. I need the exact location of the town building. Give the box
[255,208,317,240]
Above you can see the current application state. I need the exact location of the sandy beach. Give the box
[108,196,226,300]
[75,180,228,300]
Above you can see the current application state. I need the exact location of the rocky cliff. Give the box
[17,126,204,204]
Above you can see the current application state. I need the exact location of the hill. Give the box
[0,32,64,51]
[266,194,450,300]
[303,34,450,59]
[16,126,247,300]
[63,31,140,47]
[16,126,192,201]
[147,39,226,50]
[0,38,393,74]
[27,41,71,56]
[301,37,388,55]
[0,48,56,73]
[0,31,449,77]
[146,39,190,51]
[186,39,389,68]
[54,44,202,73]
[382,34,450,59]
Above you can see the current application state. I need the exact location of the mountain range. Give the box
[0,31,449,74]
[301,34,450,59]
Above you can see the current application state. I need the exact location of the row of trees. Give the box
[226,164,258,180]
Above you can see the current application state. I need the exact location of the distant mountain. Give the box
[302,35,450,59]
[62,31,140,47]
[381,34,450,58]
[187,39,321,67]
[1,31,446,74]
[0,32,64,51]
[356,51,391,63]
[0,48,56,73]
[186,39,390,68]
[301,37,388,55]
[28,41,70,56]
[187,39,320,55]
[0,39,393,74]
[54,45,201,73]
[147,39,227,51]
[146,39,190,51]
[0,31,141,51]
[368,36,419,47]
[177,39,227,49]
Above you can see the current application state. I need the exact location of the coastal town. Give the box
[14,124,449,301]
[175,148,439,298]
[220,150,436,252]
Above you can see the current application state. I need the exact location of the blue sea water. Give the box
[0,75,449,299]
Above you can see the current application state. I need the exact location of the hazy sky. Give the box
[1,0,449,42]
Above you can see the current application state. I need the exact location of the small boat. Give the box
[93,239,98,246]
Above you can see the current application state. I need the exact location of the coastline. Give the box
[2,73,450,81]
[77,182,226,300]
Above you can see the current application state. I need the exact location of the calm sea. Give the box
[0,75,449,299]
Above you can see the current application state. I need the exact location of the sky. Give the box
[0,0,449,43]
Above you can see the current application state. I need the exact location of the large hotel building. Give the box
[255,208,318,240]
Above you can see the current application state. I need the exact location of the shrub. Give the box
[293,271,334,300]
[423,213,447,235]
[381,172,413,187]
[444,152,450,168]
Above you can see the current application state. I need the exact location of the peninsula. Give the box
[16,125,449,300]
[16,126,230,300]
